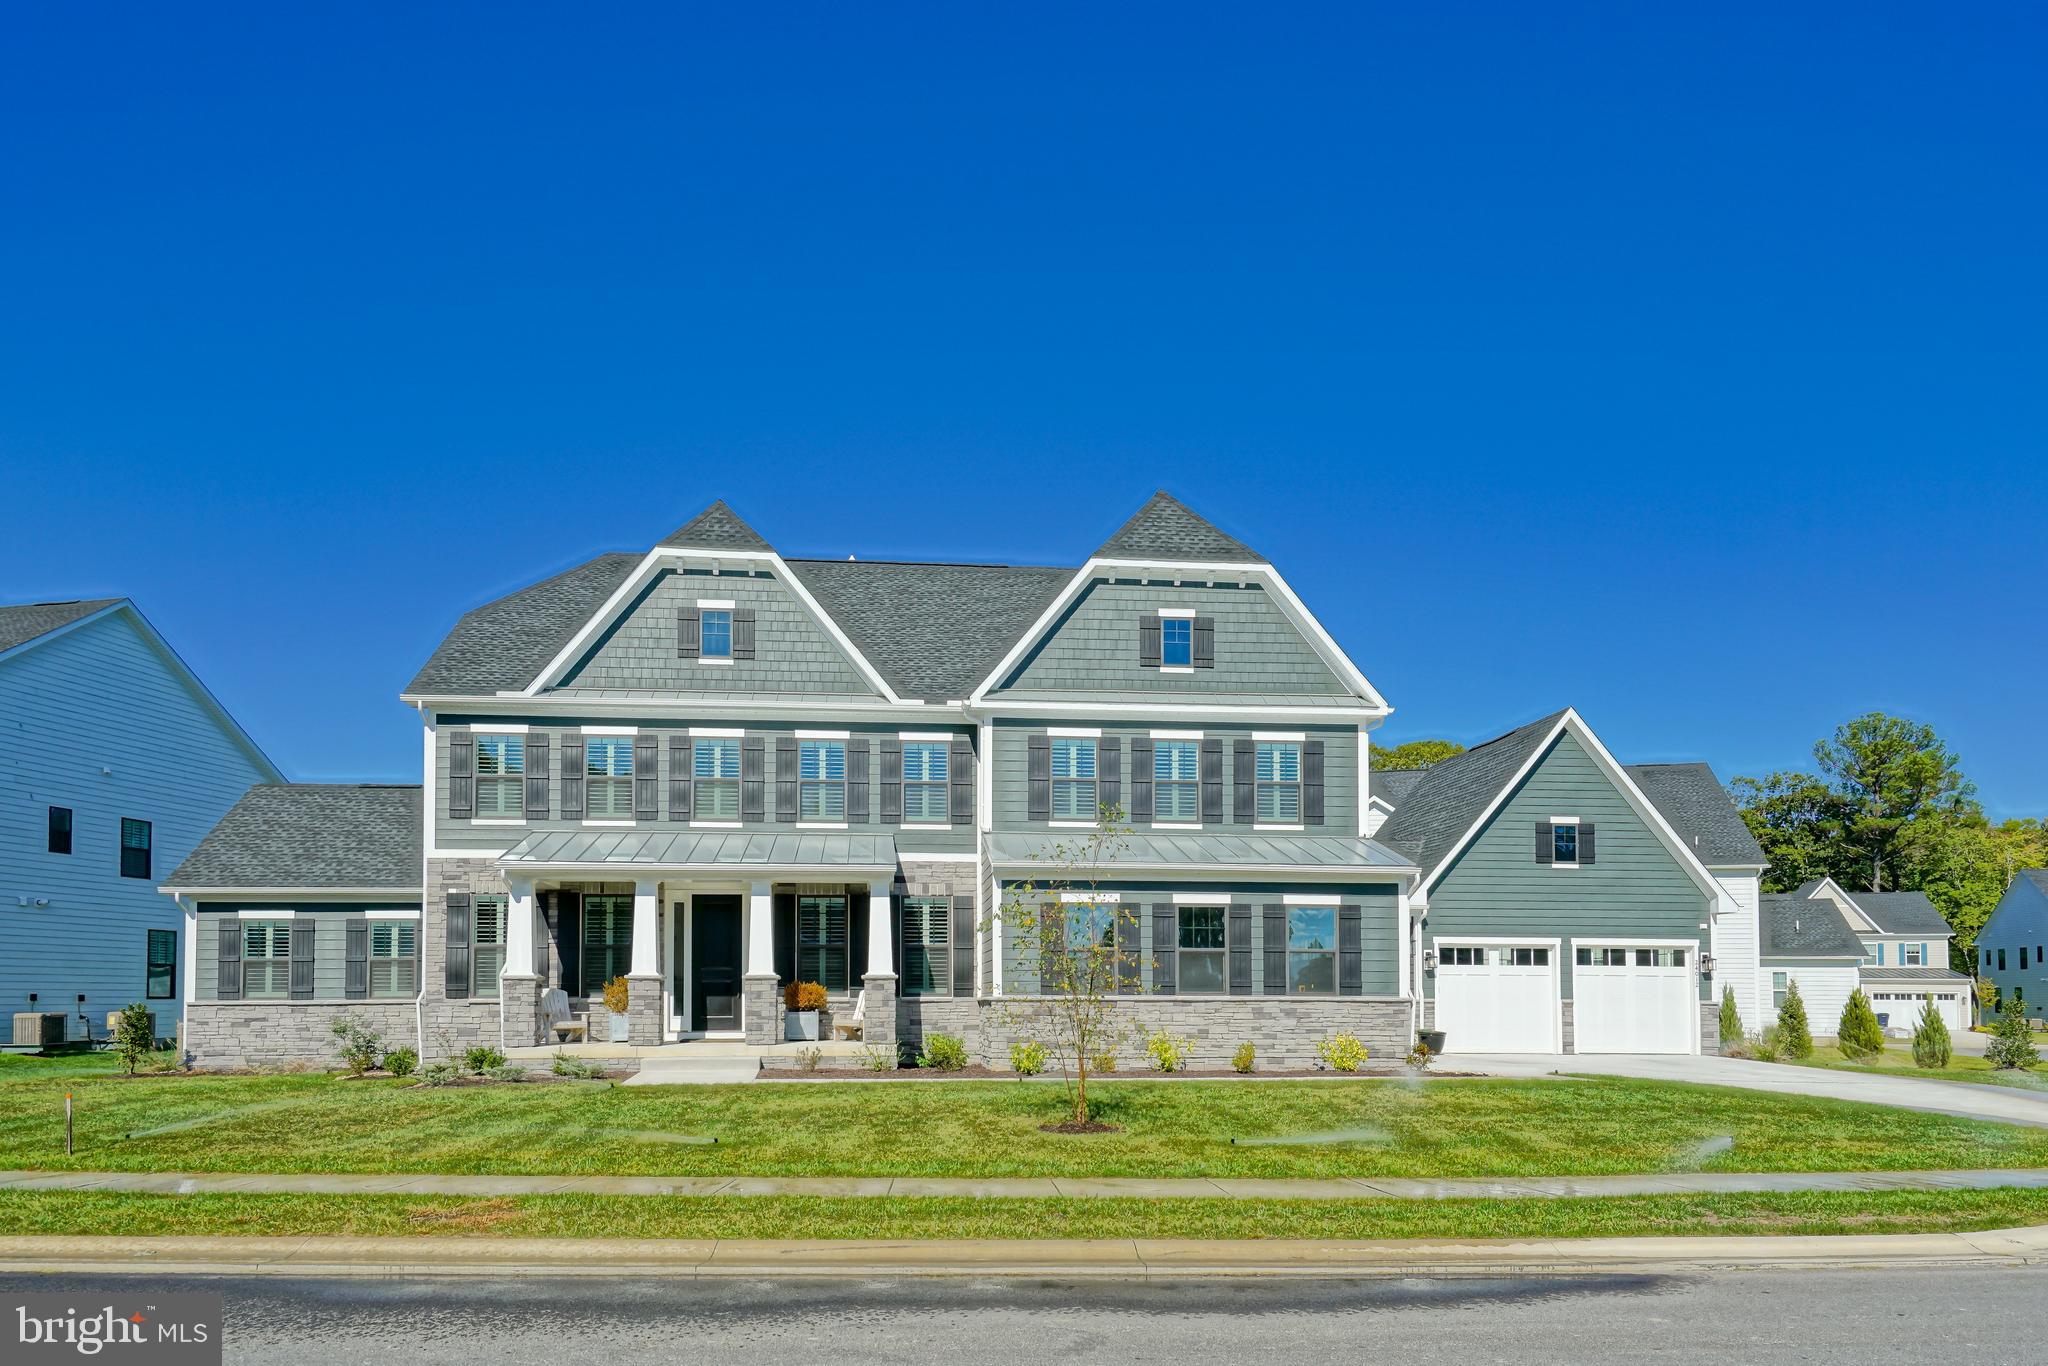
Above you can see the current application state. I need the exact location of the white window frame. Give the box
[585,737,635,818]
[693,737,742,821]
[474,734,526,819]
[901,740,950,824]
[1549,815,1581,868]
[1050,736,1099,822]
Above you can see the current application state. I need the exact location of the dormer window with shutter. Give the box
[678,600,755,663]
[1140,609,1213,671]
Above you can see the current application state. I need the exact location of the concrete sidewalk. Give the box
[4,1226,2047,1279]
[8,1167,2048,1200]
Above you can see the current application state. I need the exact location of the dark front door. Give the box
[691,896,743,1032]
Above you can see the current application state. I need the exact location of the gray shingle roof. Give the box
[1624,763,1766,867]
[1844,891,1952,937]
[2025,870,2048,897]
[1094,490,1261,563]
[0,598,122,655]
[167,785,422,890]
[1367,767,1430,807]
[1374,710,1571,879]
[1760,893,1868,958]
[405,554,639,696]
[657,500,774,552]
[784,559,1071,702]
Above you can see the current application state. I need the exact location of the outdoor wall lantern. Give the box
[1421,949,1438,973]
[1698,953,1716,977]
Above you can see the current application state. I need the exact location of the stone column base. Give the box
[500,973,544,1049]
[744,974,782,1046]
[862,972,898,1049]
[626,974,664,1045]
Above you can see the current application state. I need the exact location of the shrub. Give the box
[416,1060,462,1087]
[1232,1042,1257,1074]
[1776,979,1813,1060]
[1911,996,1953,1069]
[1144,1029,1192,1074]
[484,1065,526,1082]
[918,1032,968,1071]
[1748,1025,1785,1063]
[796,1045,823,1071]
[1837,988,1885,1061]
[784,981,828,1013]
[383,1046,419,1078]
[330,1015,385,1076]
[550,1052,606,1080]
[113,1002,155,1076]
[462,1045,506,1075]
[858,1044,896,1073]
[1718,986,1742,1052]
[601,976,631,1014]
[1405,1041,1435,1069]
[1010,1039,1047,1076]
[1089,1050,1119,1074]
[1987,996,2040,1070]
[1316,1032,1368,1072]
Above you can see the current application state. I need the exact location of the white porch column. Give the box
[863,877,898,1048]
[630,880,660,976]
[506,876,537,980]
[867,879,894,978]
[746,880,775,976]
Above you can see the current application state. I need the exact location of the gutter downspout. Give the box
[413,699,431,1063]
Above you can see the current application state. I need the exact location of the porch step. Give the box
[621,1055,762,1086]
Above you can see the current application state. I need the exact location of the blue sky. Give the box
[3,4,2042,817]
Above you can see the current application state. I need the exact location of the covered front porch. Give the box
[491,829,902,1050]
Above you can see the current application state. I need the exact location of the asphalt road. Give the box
[4,1268,2035,1363]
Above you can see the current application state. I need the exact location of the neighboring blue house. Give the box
[1,599,281,1045]
[1978,870,2048,1024]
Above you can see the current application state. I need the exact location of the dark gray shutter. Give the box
[1151,904,1177,995]
[1535,821,1554,864]
[1027,733,1051,821]
[677,607,700,659]
[880,737,902,823]
[741,736,765,821]
[775,736,799,822]
[733,607,757,660]
[1228,906,1252,994]
[849,888,868,984]
[448,731,474,819]
[1115,905,1140,993]
[216,917,242,1000]
[524,733,551,819]
[444,893,472,1000]
[1193,615,1215,668]
[1338,905,1362,995]
[1138,614,1161,667]
[1263,905,1287,996]
[1303,740,1325,825]
[345,919,369,999]
[1099,737,1121,817]
[533,898,548,975]
[1200,736,1224,823]
[951,896,975,998]
[772,892,795,985]
[559,734,585,819]
[1233,737,1256,824]
[634,735,659,821]
[1129,736,1154,822]
[668,734,692,820]
[949,738,973,826]
[1039,904,1064,995]
[1579,823,1596,864]
[847,738,870,823]
[289,920,315,999]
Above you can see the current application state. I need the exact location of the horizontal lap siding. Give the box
[1423,732,1710,1002]
[193,903,422,1002]
[0,612,274,1029]
[1980,880,2048,1020]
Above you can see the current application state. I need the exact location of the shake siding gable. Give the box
[1423,731,1710,1003]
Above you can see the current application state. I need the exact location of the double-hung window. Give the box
[901,896,950,995]
[1286,905,1336,995]
[585,738,634,818]
[693,739,741,819]
[1153,740,1199,821]
[902,743,949,822]
[700,608,733,660]
[1551,822,1578,865]
[1255,742,1301,822]
[242,921,291,998]
[471,896,507,999]
[474,735,525,817]
[797,894,849,990]
[1161,616,1193,667]
[1177,906,1227,993]
[1772,971,1789,1010]
[119,818,152,879]
[799,741,847,821]
[146,929,177,1000]
[1050,738,1098,820]
[581,893,633,995]
[1904,943,1924,967]
[370,921,418,997]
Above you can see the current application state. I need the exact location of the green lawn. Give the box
[4,1066,2048,1179]
[1793,1045,2048,1092]
[2,1188,2046,1242]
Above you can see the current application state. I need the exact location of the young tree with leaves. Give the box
[1371,739,1465,771]
[1776,978,1813,1059]
[1836,987,1884,1060]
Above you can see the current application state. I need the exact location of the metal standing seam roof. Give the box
[166,785,423,891]
[0,598,123,655]
[1858,966,1972,984]
[986,831,1415,873]
[500,829,897,871]
[1759,893,1869,959]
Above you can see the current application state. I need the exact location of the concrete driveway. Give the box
[1450,1052,2048,1128]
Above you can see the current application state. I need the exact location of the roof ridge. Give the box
[1093,490,1261,563]
[658,499,775,553]
[785,557,1072,573]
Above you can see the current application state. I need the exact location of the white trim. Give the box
[899,852,979,864]
[1160,665,1194,675]
[898,731,958,742]
[236,908,298,919]
[581,725,639,736]
[163,887,424,899]
[1150,728,1203,740]
[696,657,735,666]
[1060,891,1121,903]
[977,697,1383,721]
[1156,607,1199,618]
[583,820,637,828]
[1255,823,1306,833]
[1282,894,1341,906]
[475,722,529,734]
[689,727,746,738]
[897,822,950,831]
[797,822,850,831]
[696,598,737,609]
[690,821,744,830]
[1048,820,1097,829]
[1568,936,1700,948]
[1252,730,1306,742]
[423,847,505,860]
[471,818,527,827]
[1431,934,1562,947]
[1150,822,1202,832]
[1549,815,1580,825]
[793,729,851,740]
[365,909,422,920]
[1046,726,1101,738]
[1172,891,1236,904]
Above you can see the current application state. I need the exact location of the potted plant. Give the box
[602,975,632,1042]
[784,981,826,1041]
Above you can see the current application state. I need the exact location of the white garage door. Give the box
[1573,946,1696,1054]
[1433,944,1558,1053]
[1872,992,1969,1036]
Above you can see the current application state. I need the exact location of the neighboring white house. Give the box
[1,599,281,1044]
[1759,879,1971,1038]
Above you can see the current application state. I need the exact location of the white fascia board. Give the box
[989,859,1415,881]
[159,887,425,900]
[971,698,1385,723]
[404,695,948,723]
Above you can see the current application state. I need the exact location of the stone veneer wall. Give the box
[1700,1000,1721,1054]
[420,858,522,1059]
[966,997,1413,1072]
[184,1002,418,1070]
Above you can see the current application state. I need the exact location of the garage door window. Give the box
[1440,946,1483,966]
[1505,947,1549,966]
[1635,948,1687,967]
[1578,947,1628,967]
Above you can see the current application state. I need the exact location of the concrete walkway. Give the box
[9,1167,2048,1201]
[1453,1052,2048,1128]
